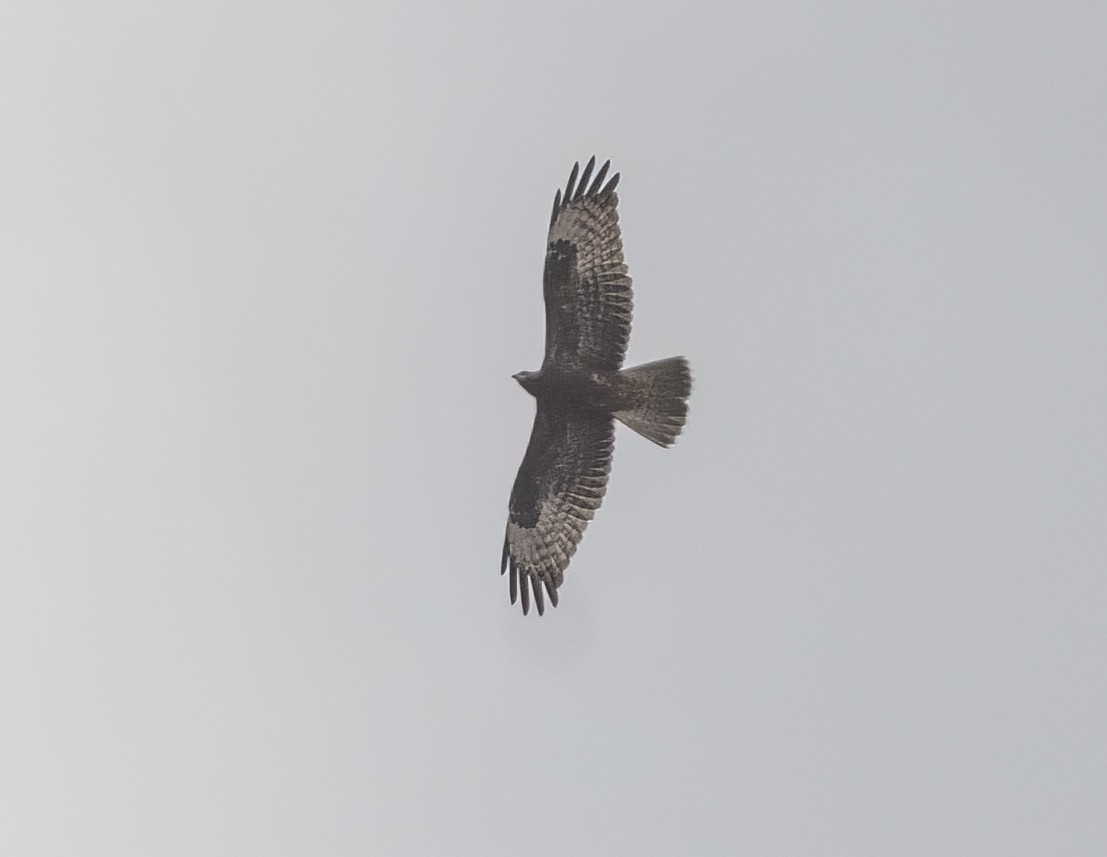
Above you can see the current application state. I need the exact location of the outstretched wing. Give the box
[502,404,615,615]
[543,157,633,372]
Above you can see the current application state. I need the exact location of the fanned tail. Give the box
[613,357,692,447]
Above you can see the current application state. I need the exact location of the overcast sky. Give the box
[3,2,1105,855]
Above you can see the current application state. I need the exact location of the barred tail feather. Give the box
[614,357,692,447]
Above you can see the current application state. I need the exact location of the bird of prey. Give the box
[501,157,692,615]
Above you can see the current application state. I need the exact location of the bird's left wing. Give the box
[502,404,615,615]
[542,157,633,372]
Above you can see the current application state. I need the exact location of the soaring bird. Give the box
[501,157,692,615]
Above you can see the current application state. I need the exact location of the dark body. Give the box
[501,158,691,615]
[514,367,626,413]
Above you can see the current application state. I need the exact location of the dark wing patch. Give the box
[502,405,615,615]
[542,157,633,372]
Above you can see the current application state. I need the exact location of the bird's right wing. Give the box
[542,157,634,372]
[502,404,615,615]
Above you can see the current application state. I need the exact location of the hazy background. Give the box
[2,2,1105,854]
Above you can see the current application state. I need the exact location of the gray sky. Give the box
[3,2,1105,854]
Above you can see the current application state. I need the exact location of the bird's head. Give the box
[512,370,540,395]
